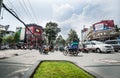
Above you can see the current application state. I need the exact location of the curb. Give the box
[22,60,97,78]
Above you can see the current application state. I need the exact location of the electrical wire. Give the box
[17,0,33,22]
[20,0,36,23]
[26,0,38,24]
[5,0,38,24]
[2,3,36,37]
[4,0,22,19]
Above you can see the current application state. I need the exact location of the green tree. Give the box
[56,35,65,46]
[2,32,20,44]
[14,32,20,43]
[115,25,120,38]
[44,21,61,45]
[2,35,14,44]
[66,29,79,44]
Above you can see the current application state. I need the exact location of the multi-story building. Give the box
[0,24,14,37]
[25,24,43,47]
[16,24,43,48]
[0,24,14,49]
[81,20,119,41]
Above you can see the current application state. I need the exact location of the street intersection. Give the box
[0,49,120,78]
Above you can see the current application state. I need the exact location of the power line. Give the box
[20,0,36,23]
[17,0,33,22]
[26,0,38,23]
[4,0,22,19]
[2,3,36,37]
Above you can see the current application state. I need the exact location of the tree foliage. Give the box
[2,32,20,45]
[44,21,61,45]
[2,35,14,44]
[56,35,65,46]
[66,29,79,44]
[14,32,20,43]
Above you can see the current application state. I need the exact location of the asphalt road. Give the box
[0,49,120,78]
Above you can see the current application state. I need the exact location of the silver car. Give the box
[83,41,114,53]
[105,40,120,52]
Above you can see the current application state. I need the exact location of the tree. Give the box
[115,25,120,38]
[44,21,61,45]
[14,32,20,43]
[56,35,65,46]
[2,35,14,44]
[66,29,79,44]
[2,32,19,45]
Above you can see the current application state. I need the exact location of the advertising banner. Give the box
[93,20,114,31]
[34,27,41,34]
[20,28,25,41]
[94,23,104,31]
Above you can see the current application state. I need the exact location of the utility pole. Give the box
[2,3,35,37]
[2,3,38,48]
[0,0,3,14]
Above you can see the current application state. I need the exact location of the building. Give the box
[16,24,43,48]
[81,20,119,41]
[25,24,43,47]
[0,24,14,49]
[0,24,14,37]
[16,27,26,42]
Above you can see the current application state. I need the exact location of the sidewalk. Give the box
[0,49,30,59]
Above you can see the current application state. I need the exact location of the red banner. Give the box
[93,20,114,31]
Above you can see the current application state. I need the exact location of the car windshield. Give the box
[92,41,104,44]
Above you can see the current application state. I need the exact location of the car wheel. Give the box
[96,48,101,53]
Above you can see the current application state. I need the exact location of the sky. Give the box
[0,0,120,40]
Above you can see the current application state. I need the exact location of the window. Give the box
[105,41,117,44]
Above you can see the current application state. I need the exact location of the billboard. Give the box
[94,23,104,31]
[20,28,25,41]
[93,20,114,31]
[34,27,42,35]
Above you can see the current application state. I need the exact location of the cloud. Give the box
[2,0,119,40]
[53,4,74,22]
[53,0,120,40]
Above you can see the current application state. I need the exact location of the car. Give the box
[81,40,114,53]
[79,43,89,53]
[0,44,9,50]
[105,40,120,52]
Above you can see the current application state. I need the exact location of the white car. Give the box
[83,41,114,53]
[0,44,9,50]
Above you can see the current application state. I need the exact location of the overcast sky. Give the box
[0,0,120,39]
